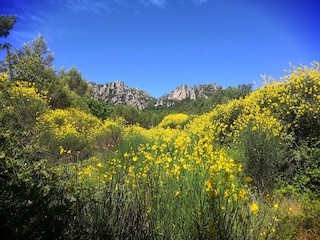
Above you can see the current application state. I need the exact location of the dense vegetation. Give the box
[1,18,319,239]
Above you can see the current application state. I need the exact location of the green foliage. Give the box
[84,96,114,120]
[0,158,79,240]
[91,119,124,152]
[0,75,48,159]
[111,104,141,125]
[3,35,56,90]
[0,15,16,38]
[294,198,320,239]
[270,195,320,240]
[138,110,164,128]
[235,122,289,193]
[0,15,16,51]
[150,84,252,115]
[1,36,89,111]
[59,67,89,96]
[110,104,163,128]
[284,139,320,199]
[49,80,89,110]
[49,84,75,109]
[1,30,319,240]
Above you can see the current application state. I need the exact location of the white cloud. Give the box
[28,14,45,23]
[49,0,209,13]
[142,0,210,8]
[51,0,111,13]
[149,0,167,8]
[191,0,210,5]
[140,0,167,8]
[10,30,41,46]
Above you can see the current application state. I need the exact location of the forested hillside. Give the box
[1,17,320,240]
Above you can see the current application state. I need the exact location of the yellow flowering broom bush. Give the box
[0,74,49,158]
[157,113,189,129]
[75,116,279,239]
[36,108,102,160]
[187,62,320,143]
[91,118,124,152]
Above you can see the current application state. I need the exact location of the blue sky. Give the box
[1,0,320,97]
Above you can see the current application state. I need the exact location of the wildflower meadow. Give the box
[1,62,320,239]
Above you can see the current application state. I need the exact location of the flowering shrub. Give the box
[36,108,102,160]
[187,62,320,143]
[158,113,189,129]
[91,118,124,151]
[2,63,320,239]
[0,74,48,158]
[75,114,278,239]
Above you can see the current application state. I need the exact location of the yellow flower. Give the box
[244,176,253,183]
[205,180,213,192]
[250,202,259,215]
[260,231,266,236]
[224,190,230,197]
[59,146,65,155]
[238,189,247,200]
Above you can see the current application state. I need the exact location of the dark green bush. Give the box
[236,122,289,193]
[0,158,79,239]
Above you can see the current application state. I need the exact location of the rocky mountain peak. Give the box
[89,81,154,110]
[155,83,219,107]
[89,81,220,109]
[167,84,196,101]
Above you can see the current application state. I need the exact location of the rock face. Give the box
[90,81,220,109]
[155,83,219,107]
[89,81,155,110]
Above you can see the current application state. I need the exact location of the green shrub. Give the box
[284,138,320,199]
[0,158,80,240]
[235,121,289,193]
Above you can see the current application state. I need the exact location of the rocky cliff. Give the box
[155,83,219,107]
[89,81,155,110]
[90,81,220,109]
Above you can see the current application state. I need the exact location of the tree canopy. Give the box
[0,15,16,51]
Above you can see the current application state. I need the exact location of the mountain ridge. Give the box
[89,81,221,109]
